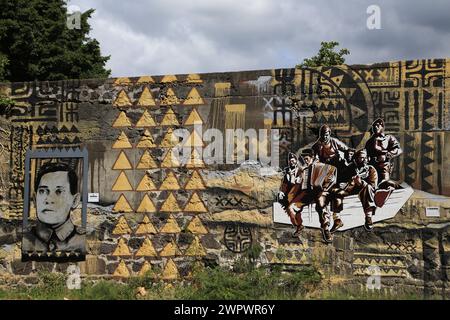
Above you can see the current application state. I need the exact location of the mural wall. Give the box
[0,58,449,297]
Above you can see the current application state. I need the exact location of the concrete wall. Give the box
[0,59,449,297]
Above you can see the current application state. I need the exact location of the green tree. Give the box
[297,41,350,68]
[0,0,110,82]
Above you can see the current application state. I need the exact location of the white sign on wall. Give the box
[425,207,440,217]
[88,193,100,203]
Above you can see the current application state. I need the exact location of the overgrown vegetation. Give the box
[297,41,350,68]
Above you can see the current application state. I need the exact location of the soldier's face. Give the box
[374,122,384,135]
[35,171,80,226]
[322,130,331,142]
[304,155,313,166]
[289,158,297,167]
[347,151,354,161]
[356,154,368,167]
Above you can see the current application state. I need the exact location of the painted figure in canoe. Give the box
[278,119,403,243]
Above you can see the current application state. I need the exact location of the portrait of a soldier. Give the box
[22,162,85,255]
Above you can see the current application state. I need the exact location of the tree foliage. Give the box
[297,41,350,68]
[0,0,110,82]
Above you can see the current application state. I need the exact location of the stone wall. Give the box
[0,59,449,297]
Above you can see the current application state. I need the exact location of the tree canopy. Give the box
[0,0,110,82]
[297,41,350,68]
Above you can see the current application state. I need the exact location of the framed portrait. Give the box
[21,148,88,261]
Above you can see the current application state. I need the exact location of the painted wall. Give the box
[0,59,449,297]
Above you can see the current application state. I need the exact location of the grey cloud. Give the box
[70,0,450,77]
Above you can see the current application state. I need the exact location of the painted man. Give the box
[280,148,336,242]
[22,162,85,255]
[278,152,303,230]
[364,118,402,189]
[330,149,378,231]
[312,124,349,167]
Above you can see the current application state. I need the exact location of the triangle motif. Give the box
[186,216,208,234]
[160,193,182,212]
[112,216,132,235]
[135,215,157,233]
[185,237,206,256]
[112,151,132,170]
[160,215,181,233]
[160,240,181,257]
[137,87,156,107]
[112,171,133,191]
[160,88,179,105]
[159,171,181,190]
[136,110,157,127]
[185,171,206,190]
[183,87,204,105]
[113,260,130,277]
[161,108,180,126]
[161,259,179,280]
[112,194,133,213]
[184,108,203,125]
[113,90,132,107]
[112,111,132,128]
[113,238,131,256]
[112,131,132,149]
[136,174,157,191]
[161,149,181,168]
[137,129,157,148]
[136,150,158,169]
[136,194,157,212]
[135,237,158,257]
[184,192,207,212]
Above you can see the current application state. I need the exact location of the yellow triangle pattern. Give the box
[186,74,202,83]
[136,150,158,169]
[161,149,181,168]
[137,87,157,107]
[185,237,206,256]
[112,151,132,170]
[137,76,155,84]
[136,174,157,191]
[136,194,157,212]
[113,77,132,86]
[185,171,206,190]
[184,108,203,125]
[160,215,181,233]
[112,216,132,235]
[186,216,208,234]
[159,128,179,147]
[136,110,157,127]
[136,129,157,148]
[112,111,132,127]
[161,259,179,280]
[161,75,178,83]
[113,260,130,277]
[186,149,205,168]
[160,88,179,105]
[139,261,153,276]
[184,192,207,212]
[160,240,181,257]
[112,171,133,191]
[113,90,132,107]
[112,131,132,149]
[112,194,133,213]
[161,108,180,126]
[159,171,180,190]
[160,193,181,212]
[183,87,204,105]
[135,237,158,257]
[135,215,157,234]
[113,238,131,256]
[183,130,204,147]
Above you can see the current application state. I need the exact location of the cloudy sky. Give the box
[69,0,450,77]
